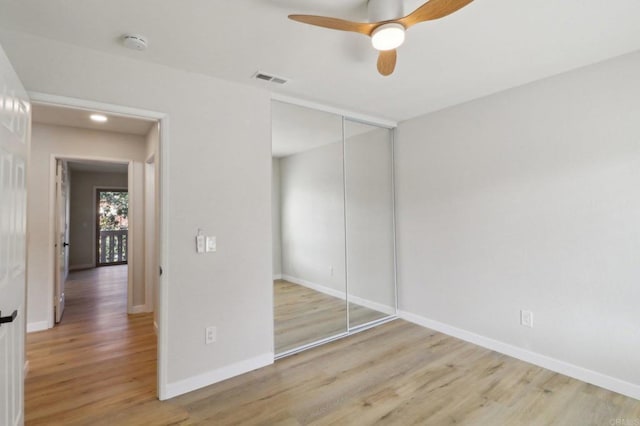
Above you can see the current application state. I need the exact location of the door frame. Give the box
[31,91,170,400]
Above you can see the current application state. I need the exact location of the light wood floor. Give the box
[24,265,164,425]
[274,279,388,353]
[25,266,640,425]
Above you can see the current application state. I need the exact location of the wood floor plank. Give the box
[25,266,639,425]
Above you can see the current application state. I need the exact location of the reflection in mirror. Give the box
[345,120,396,329]
[272,101,347,354]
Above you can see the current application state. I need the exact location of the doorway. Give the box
[24,96,167,403]
[96,188,129,266]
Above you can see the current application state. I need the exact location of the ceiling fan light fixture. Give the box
[288,0,475,75]
[371,23,405,51]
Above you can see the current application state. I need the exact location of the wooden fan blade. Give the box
[399,0,474,29]
[377,49,397,76]
[289,14,377,36]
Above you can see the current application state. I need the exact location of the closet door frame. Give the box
[273,97,398,359]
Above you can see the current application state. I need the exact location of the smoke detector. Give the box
[122,34,148,51]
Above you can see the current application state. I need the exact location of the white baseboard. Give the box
[129,304,150,314]
[273,274,282,280]
[282,274,395,315]
[283,274,344,299]
[69,263,94,271]
[164,352,274,400]
[398,310,640,401]
[27,321,49,333]
[349,294,395,316]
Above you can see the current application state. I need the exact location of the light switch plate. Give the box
[206,236,216,252]
[520,310,533,328]
[196,235,205,253]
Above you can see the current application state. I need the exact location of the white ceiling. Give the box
[67,160,128,174]
[1,0,640,121]
[32,103,156,136]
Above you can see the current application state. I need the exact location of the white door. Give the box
[145,160,157,315]
[0,46,30,426]
[54,159,69,323]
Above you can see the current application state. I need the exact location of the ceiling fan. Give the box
[288,0,474,76]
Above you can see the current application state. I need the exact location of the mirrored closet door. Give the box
[272,101,347,354]
[272,100,397,357]
[344,120,396,330]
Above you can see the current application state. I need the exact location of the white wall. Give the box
[68,169,128,269]
[28,122,147,328]
[271,158,282,278]
[280,142,346,293]
[2,30,273,397]
[396,51,640,398]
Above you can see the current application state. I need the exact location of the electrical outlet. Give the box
[205,326,217,344]
[520,310,533,328]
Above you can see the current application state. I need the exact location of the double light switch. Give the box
[196,233,217,253]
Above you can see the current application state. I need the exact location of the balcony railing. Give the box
[99,229,128,265]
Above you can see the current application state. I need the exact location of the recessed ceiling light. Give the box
[90,114,108,123]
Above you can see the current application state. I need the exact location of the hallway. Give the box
[24,266,172,424]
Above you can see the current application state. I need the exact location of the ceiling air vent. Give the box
[252,71,289,85]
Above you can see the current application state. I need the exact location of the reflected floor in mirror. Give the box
[274,279,388,354]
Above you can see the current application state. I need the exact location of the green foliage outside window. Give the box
[99,191,129,230]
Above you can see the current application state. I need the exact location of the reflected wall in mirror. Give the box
[344,120,396,329]
[272,101,347,354]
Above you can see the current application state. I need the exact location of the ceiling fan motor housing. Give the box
[368,0,404,22]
